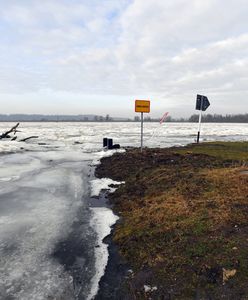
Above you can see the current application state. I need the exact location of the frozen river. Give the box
[0,122,247,300]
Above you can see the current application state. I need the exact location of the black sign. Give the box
[196,94,210,111]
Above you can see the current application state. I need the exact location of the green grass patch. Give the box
[177,141,248,161]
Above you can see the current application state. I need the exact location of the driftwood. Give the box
[20,136,39,142]
[0,123,20,139]
[0,123,39,142]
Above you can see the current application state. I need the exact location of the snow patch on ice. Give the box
[87,207,119,300]
[90,178,125,197]
[92,149,126,166]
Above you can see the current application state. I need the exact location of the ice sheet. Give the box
[1,122,248,155]
[0,192,76,300]
[0,150,88,300]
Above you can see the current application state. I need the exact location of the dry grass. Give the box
[96,142,248,299]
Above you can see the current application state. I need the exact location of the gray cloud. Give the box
[0,0,247,116]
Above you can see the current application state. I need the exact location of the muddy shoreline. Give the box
[92,191,131,299]
[94,225,131,299]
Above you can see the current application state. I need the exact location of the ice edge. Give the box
[87,149,124,300]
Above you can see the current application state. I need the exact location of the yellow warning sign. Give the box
[135,100,150,113]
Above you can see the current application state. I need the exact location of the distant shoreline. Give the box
[0,120,248,123]
[0,113,248,123]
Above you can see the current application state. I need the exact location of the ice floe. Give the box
[92,148,126,166]
[90,178,125,197]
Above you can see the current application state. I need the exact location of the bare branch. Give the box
[19,136,39,142]
[0,123,20,139]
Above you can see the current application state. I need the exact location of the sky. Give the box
[0,0,248,118]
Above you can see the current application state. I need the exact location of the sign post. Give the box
[135,100,150,152]
[195,94,210,143]
[141,112,144,150]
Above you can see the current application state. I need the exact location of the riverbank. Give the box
[96,142,248,299]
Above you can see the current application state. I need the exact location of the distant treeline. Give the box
[184,114,248,123]
[0,114,113,122]
[140,114,248,123]
[0,113,248,123]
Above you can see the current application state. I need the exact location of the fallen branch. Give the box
[0,123,20,139]
[19,136,39,142]
[0,123,39,143]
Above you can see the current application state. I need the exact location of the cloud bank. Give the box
[0,0,247,116]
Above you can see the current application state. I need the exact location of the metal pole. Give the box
[197,96,203,143]
[141,112,143,152]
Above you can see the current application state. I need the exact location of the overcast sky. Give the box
[0,0,247,117]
